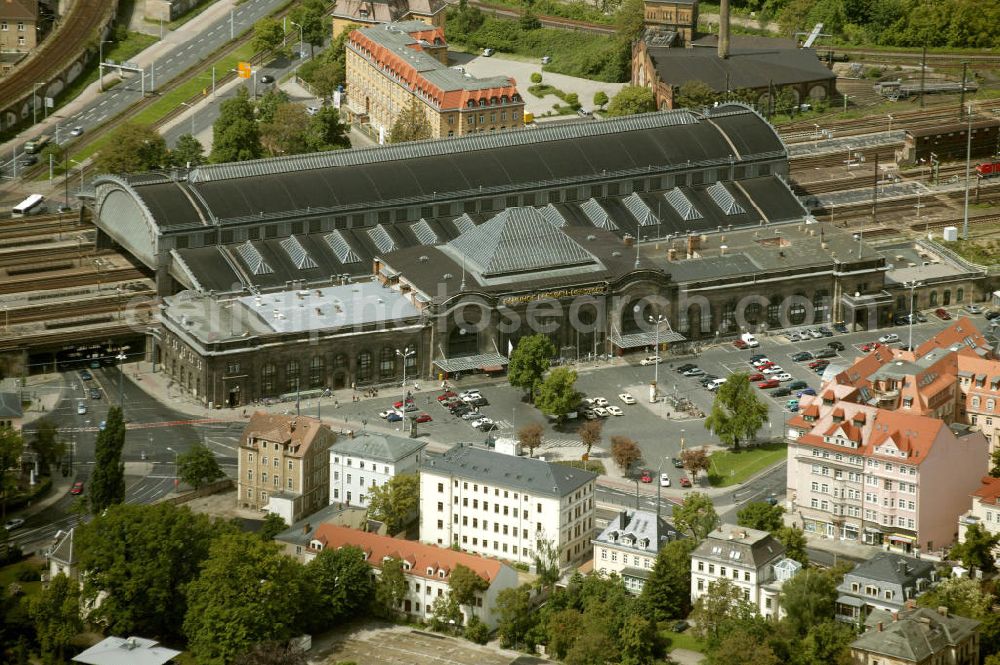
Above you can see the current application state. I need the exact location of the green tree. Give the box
[780,568,838,637]
[792,620,854,665]
[28,573,81,662]
[251,17,287,60]
[564,92,580,109]
[737,501,785,533]
[547,608,584,660]
[534,537,561,589]
[289,0,326,57]
[990,447,1000,477]
[775,526,809,565]
[307,106,351,151]
[618,614,657,665]
[170,133,206,167]
[519,11,541,30]
[390,97,432,143]
[450,0,485,36]
[449,563,489,619]
[260,103,313,157]
[375,557,407,618]
[94,123,168,174]
[535,367,582,421]
[305,545,374,629]
[774,86,798,116]
[507,333,556,401]
[691,578,760,644]
[675,80,720,109]
[517,422,544,458]
[593,90,609,109]
[681,446,710,482]
[951,523,1000,573]
[464,615,489,643]
[177,442,225,490]
[605,85,656,117]
[672,492,719,540]
[211,87,262,163]
[76,502,234,639]
[184,532,306,664]
[565,610,617,665]
[258,512,287,541]
[639,538,697,621]
[298,59,346,99]
[705,373,769,449]
[577,419,603,458]
[29,419,64,475]
[610,435,642,473]
[530,72,542,84]
[234,642,307,665]
[430,594,463,630]
[615,0,646,43]
[917,575,993,618]
[706,629,780,665]
[89,406,125,513]
[494,584,533,648]
[255,88,291,124]
[365,473,419,534]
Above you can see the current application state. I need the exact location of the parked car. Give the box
[749,354,768,362]
[791,351,813,362]
[810,360,830,372]
[986,311,1000,321]
[80,370,93,381]
[640,469,652,483]
[305,105,320,116]
[774,373,793,382]
[482,47,495,56]
[786,399,800,410]
[583,409,599,420]
[788,402,799,413]
[660,473,671,487]
[4,518,25,530]
[808,329,823,338]
[935,308,952,320]
[679,477,692,488]
[748,373,765,382]
[606,406,624,416]
[698,375,720,387]
[70,126,84,136]
[592,407,609,418]
[676,363,697,373]
[818,326,834,336]
[797,388,817,397]
[860,342,881,352]
[98,420,106,431]
[682,367,704,377]
[437,391,457,401]
[965,304,984,315]
[415,413,433,423]
[89,388,101,399]
[640,355,662,366]
[814,348,837,359]
[541,55,552,64]
[757,379,780,389]
[70,481,84,495]
[827,341,845,351]
[386,412,403,422]
[379,409,399,419]
[762,365,785,375]
[788,380,808,390]
[672,457,684,469]
[592,397,609,407]
[751,358,772,368]
[733,339,748,349]
[878,333,900,344]
[577,108,593,118]
[833,322,850,334]
[785,332,802,342]
[771,387,792,397]
[618,393,636,404]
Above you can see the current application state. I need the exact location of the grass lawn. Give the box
[0,558,46,600]
[661,629,705,653]
[555,459,606,475]
[707,442,786,487]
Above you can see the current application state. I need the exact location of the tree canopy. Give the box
[177,442,225,490]
[89,406,126,514]
[605,85,657,117]
[672,492,719,540]
[578,419,603,457]
[304,545,374,629]
[775,526,809,565]
[737,501,785,533]
[610,435,642,473]
[674,80,719,109]
[365,473,419,535]
[28,573,81,662]
[639,538,697,621]
[170,133,206,167]
[535,367,582,421]
[507,334,556,400]
[94,124,168,174]
[390,98,433,143]
[260,103,313,157]
[780,568,839,637]
[211,88,262,163]
[951,523,1000,573]
[29,419,64,475]
[705,373,769,448]
[517,423,544,458]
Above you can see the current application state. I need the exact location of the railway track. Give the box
[908,213,1000,234]
[0,266,146,296]
[780,101,1000,141]
[0,321,143,353]
[0,244,102,269]
[6,295,155,326]
[0,0,113,119]
[0,218,88,241]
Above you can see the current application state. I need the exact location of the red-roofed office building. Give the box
[786,394,989,554]
[307,524,519,628]
[345,21,524,140]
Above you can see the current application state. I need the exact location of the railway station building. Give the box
[93,104,897,405]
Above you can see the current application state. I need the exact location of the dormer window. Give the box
[438,570,446,578]
[402,561,412,571]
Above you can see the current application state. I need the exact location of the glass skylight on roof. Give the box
[580,198,618,230]
[623,192,658,227]
[664,188,703,221]
[324,231,360,264]
[368,224,397,254]
[411,219,440,245]
[236,240,273,275]
[707,181,746,215]
[540,204,567,228]
[453,213,476,235]
[278,235,318,270]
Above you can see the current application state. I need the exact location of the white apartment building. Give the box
[329,431,426,509]
[592,509,683,594]
[690,524,786,617]
[307,524,519,628]
[419,444,597,567]
[958,475,1000,551]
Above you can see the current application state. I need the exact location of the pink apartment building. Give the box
[786,399,988,554]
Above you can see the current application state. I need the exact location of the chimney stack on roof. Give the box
[718,0,731,60]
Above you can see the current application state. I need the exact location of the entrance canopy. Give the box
[611,329,687,349]
[433,353,509,373]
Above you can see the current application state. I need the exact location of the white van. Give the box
[707,378,727,391]
[741,332,760,348]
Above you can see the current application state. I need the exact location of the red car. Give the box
[640,469,653,483]
[748,373,765,382]
[415,413,433,423]
[935,308,952,320]
[70,481,84,495]
[679,476,692,488]
[437,391,457,401]
[757,379,780,389]
[809,359,830,370]
[393,398,415,409]
[860,342,882,353]
[732,339,748,349]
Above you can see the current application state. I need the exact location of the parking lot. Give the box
[313,625,535,665]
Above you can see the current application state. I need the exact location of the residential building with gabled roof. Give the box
[690,524,786,617]
[45,528,78,580]
[834,551,937,624]
[786,395,989,553]
[957,475,1000,559]
[332,0,448,38]
[419,444,596,568]
[592,509,683,594]
[0,0,39,64]
[329,430,426,510]
[307,524,519,628]
[850,606,980,665]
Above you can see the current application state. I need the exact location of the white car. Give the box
[618,393,636,405]
[592,397,609,407]
[762,365,785,375]
[582,409,599,420]
[4,517,24,531]
[379,409,401,419]
[581,398,596,407]
[660,473,671,487]
[878,333,900,344]
[306,106,320,116]
[482,47,495,56]
[592,407,609,418]
[459,390,481,399]
[965,304,983,314]
[605,405,624,416]
[751,358,772,368]
[76,403,87,415]
[774,373,793,382]
[640,356,662,366]
[808,329,823,338]
[70,126,84,137]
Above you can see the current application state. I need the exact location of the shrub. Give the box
[16,567,39,583]
[464,615,490,644]
[530,72,542,84]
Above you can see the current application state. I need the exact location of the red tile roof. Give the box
[312,524,503,583]
[0,0,36,20]
[972,476,1000,505]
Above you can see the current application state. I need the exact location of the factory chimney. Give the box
[718,0,731,59]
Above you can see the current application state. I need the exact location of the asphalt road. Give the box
[0,0,294,178]
[7,365,241,553]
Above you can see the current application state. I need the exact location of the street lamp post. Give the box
[98,40,112,92]
[648,315,667,393]
[166,446,179,487]
[904,280,923,351]
[69,159,86,194]
[290,20,304,59]
[116,350,127,410]
[179,101,196,135]
[962,103,973,240]
[396,347,415,389]
[887,114,893,133]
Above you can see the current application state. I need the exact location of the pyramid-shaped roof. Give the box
[447,207,598,277]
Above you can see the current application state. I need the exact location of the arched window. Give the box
[334,354,348,371]
[286,360,300,392]
[357,351,372,383]
[309,356,324,389]
[929,291,938,306]
[957,288,965,303]
[988,399,995,412]
[789,301,807,325]
[380,347,396,378]
[972,396,981,409]
[944,290,952,306]
[744,302,762,326]
[262,363,276,394]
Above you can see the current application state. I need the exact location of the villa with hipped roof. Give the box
[308,524,518,627]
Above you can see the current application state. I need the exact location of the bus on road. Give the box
[12,194,45,216]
